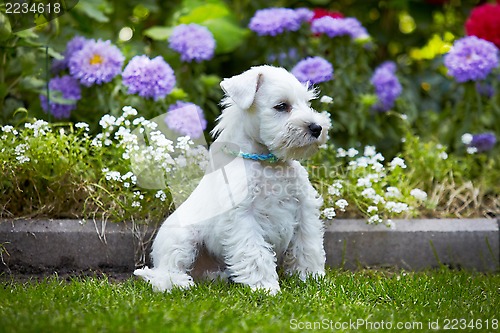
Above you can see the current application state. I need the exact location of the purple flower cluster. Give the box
[168,24,216,62]
[370,61,402,112]
[294,8,314,23]
[444,36,499,83]
[292,57,334,84]
[122,55,176,100]
[311,16,369,40]
[469,133,497,152]
[40,75,82,119]
[164,101,207,139]
[249,8,302,36]
[68,39,125,87]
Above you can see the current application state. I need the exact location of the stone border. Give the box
[0,218,498,275]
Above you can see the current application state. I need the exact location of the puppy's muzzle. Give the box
[308,123,323,139]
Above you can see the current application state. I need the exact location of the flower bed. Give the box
[0,1,499,224]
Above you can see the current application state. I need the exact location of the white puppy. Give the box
[134,65,331,294]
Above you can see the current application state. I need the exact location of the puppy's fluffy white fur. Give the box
[134,65,331,294]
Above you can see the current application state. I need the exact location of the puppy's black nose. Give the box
[308,123,322,138]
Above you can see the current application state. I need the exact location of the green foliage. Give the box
[1,269,499,332]
[0,114,175,223]
[0,0,499,220]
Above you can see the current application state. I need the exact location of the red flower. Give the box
[465,3,500,48]
[311,8,344,21]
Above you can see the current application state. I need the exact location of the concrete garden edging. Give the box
[0,218,498,275]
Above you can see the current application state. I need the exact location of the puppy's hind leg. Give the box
[134,224,198,292]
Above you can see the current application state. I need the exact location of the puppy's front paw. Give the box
[249,282,281,296]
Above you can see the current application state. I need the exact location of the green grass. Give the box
[1,269,499,333]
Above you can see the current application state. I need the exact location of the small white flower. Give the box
[131,201,141,208]
[347,148,359,158]
[385,219,395,229]
[400,114,408,120]
[336,148,347,158]
[363,145,376,157]
[371,162,384,173]
[466,147,477,154]
[122,106,138,117]
[25,120,50,137]
[115,116,125,126]
[357,177,372,188]
[75,122,90,131]
[385,201,409,214]
[389,157,407,169]
[368,214,382,224]
[105,171,122,182]
[133,117,146,126]
[461,133,473,145]
[322,207,336,219]
[370,153,384,163]
[410,188,427,201]
[1,125,18,135]
[439,151,448,160]
[335,199,349,212]
[99,115,116,129]
[327,180,343,196]
[386,186,401,198]
[367,206,378,214]
[155,190,167,202]
[320,95,334,104]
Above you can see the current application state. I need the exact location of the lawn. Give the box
[1,269,498,333]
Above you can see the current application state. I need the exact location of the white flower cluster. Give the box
[24,120,50,137]
[14,143,30,164]
[332,145,428,226]
[97,106,209,208]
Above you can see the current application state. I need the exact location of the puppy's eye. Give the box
[273,102,291,112]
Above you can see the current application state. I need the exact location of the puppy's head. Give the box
[218,65,331,160]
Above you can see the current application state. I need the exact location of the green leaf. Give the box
[13,29,38,39]
[178,3,230,24]
[75,0,110,23]
[0,12,12,41]
[143,26,173,41]
[204,18,249,54]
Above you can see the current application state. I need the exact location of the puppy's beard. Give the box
[268,124,325,160]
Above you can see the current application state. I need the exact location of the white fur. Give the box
[134,65,331,294]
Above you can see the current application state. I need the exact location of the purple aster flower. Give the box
[311,16,369,40]
[40,75,81,119]
[295,8,314,23]
[291,56,334,84]
[168,24,216,63]
[469,132,496,152]
[164,101,207,139]
[249,8,301,36]
[122,55,176,100]
[444,36,499,83]
[65,36,88,59]
[51,36,89,74]
[370,61,402,112]
[68,39,124,87]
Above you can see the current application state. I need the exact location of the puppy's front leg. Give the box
[283,209,326,280]
[222,213,280,295]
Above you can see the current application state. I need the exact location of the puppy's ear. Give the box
[220,69,263,110]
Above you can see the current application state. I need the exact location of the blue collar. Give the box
[222,145,279,163]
